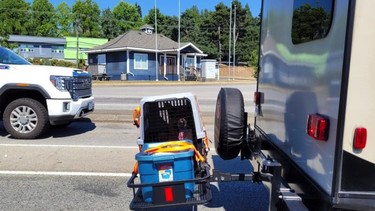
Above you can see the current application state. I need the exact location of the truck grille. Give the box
[66,75,92,100]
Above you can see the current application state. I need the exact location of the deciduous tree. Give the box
[101,8,118,39]
[144,8,173,38]
[112,2,142,34]
[0,0,30,36]
[56,1,73,36]
[72,0,101,37]
[28,0,58,36]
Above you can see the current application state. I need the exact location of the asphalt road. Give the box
[0,82,269,211]
[91,82,256,124]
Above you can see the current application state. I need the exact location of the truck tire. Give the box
[3,98,49,139]
[214,88,245,160]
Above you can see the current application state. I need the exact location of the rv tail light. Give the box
[307,114,329,141]
[353,127,367,150]
[254,92,264,105]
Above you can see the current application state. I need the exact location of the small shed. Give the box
[200,59,219,81]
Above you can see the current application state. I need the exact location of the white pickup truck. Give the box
[0,46,95,139]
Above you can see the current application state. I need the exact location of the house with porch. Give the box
[84,25,206,81]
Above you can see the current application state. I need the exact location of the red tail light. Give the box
[307,114,329,141]
[353,127,367,150]
[254,92,264,105]
[164,186,174,202]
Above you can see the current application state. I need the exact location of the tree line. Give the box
[0,0,260,66]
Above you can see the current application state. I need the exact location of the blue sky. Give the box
[43,0,261,17]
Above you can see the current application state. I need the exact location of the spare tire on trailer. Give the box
[214,88,245,160]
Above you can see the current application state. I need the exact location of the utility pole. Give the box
[218,26,221,80]
[154,0,159,81]
[218,26,221,64]
[177,0,181,81]
[75,18,80,69]
[233,2,236,80]
[228,0,232,80]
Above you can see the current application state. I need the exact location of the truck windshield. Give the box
[0,47,30,65]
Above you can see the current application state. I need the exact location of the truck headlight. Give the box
[50,76,72,91]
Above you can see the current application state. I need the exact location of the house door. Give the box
[160,56,176,75]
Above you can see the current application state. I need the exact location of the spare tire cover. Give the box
[214,88,244,160]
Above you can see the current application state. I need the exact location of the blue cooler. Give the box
[136,142,195,203]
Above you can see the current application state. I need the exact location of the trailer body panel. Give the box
[257,0,350,195]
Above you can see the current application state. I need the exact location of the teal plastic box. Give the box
[136,142,195,203]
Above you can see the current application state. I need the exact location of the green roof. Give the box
[64,36,107,60]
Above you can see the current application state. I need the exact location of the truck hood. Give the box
[10,64,88,76]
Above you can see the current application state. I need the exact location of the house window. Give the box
[52,46,64,53]
[291,0,334,44]
[97,54,106,64]
[19,44,34,52]
[134,53,148,70]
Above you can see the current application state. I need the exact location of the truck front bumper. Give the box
[47,97,95,125]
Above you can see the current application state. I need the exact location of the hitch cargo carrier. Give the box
[127,93,212,210]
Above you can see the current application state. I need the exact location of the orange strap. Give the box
[144,141,205,162]
[133,161,139,174]
[132,106,141,128]
[203,131,209,152]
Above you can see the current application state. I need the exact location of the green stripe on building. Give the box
[64,37,107,61]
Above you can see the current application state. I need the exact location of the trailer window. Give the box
[291,0,334,44]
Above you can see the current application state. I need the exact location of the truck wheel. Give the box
[3,98,49,139]
[214,88,245,160]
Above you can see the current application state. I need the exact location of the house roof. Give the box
[90,30,177,51]
[8,35,66,45]
[86,30,204,55]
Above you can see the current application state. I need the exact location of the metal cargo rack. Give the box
[128,93,212,210]
[127,167,212,210]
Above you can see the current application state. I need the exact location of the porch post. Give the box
[163,53,167,76]
[126,50,130,74]
[194,53,197,69]
[183,54,187,77]
[177,52,180,81]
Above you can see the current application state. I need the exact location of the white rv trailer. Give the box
[214,0,375,210]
